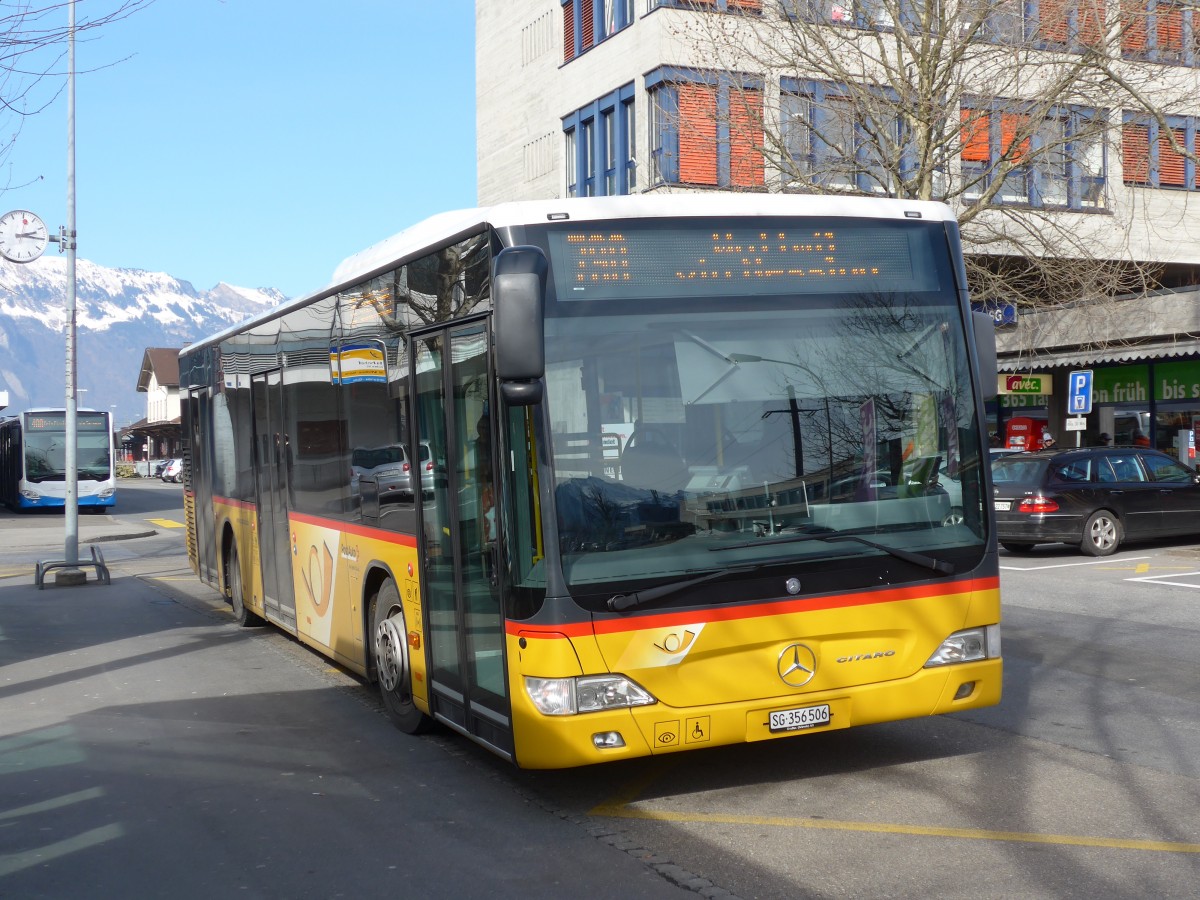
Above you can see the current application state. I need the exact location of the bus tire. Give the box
[371,579,433,734]
[227,543,262,627]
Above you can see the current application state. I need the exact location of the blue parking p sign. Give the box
[1068,370,1093,415]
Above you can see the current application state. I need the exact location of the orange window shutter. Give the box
[730,0,763,9]
[564,2,575,62]
[1040,0,1069,43]
[581,0,594,50]
[1121,0,1148,51]
[1000,112,1030,163]
[1122,122,1150,183]
[730,89,765,188]
[1079,0,1105,47]
[960,109,990,162]
[1159,3,1183,50]
[1159,128,1186,186]
[678,84,718,186]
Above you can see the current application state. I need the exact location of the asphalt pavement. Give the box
[0,504,710,900]
[0,508,158,554]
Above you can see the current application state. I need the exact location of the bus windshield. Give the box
[23,415,113,483]
[528,217,987,608]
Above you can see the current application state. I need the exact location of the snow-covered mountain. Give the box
[0,255,285,426]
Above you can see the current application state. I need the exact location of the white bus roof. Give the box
[185,194,955,357]
[331,194,955,288]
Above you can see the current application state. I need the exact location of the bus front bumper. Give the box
[511,658,1001,769]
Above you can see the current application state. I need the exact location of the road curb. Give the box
[88,529,161,543]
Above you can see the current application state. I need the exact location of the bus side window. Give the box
[504,405,547,620]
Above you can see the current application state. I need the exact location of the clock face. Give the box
[0,209,49,263]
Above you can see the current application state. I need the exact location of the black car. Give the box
[992,446,1200,556]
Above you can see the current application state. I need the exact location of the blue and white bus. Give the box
[0,408,117,510]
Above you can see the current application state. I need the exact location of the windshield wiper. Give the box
[607,566,756,613]
[709,531,953,575]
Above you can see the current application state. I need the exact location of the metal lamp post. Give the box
[32,1,107,588]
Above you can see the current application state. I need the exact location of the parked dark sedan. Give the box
[992,446,1200,556]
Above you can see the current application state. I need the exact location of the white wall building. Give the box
[131,347,183,463]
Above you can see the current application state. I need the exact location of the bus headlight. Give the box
[97,488,115,499]
[19,489,39,501]
[925,625,1001,667]
[525,675,657,716]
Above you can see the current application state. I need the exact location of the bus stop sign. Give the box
[1068,370,1093,415]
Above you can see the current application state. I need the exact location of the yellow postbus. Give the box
[179,195,1001,768]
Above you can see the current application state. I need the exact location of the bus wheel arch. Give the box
[369,577,433,734]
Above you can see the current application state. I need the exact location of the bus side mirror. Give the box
[494,245,548,406]
[972,311,997,400]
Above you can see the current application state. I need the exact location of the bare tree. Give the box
[666,1,1199,334]
[0,1,154,191]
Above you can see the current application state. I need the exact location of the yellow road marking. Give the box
[588,803,1200,854]
[1101,564,1193,571]
[0,568,33,580]
[147,518,185,529]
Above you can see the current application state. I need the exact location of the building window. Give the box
[1122,0,1198,65]
[780,82,911,195]
[603,110,617,194]
[583,118,596,195]
[966,0,1106,48]
[960,102,1106,209]
[624,97,637,188]
[564,129,578,195]
[794,0,894,28]
[563,84,637,196]
[650,0,762,13]
[648,68,764,188]
[1122,115,1200,188]
[781,93,812,184]
[562,0,636,63]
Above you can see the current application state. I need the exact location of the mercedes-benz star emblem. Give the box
[777,643,818,687]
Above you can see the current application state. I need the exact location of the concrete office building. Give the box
[478,1,1200,459]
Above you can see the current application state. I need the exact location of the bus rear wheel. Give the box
[227,543,262,627]
[371,580,432,734]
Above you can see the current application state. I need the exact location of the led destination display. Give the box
[26,412,109,431]
[547,219,944,301]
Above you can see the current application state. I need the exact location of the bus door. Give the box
[414,321,512,756]
[188,388,217,584]
[251,370,297,631]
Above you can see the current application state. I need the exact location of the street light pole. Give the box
[30,1,107,589]
[62,0,79,570]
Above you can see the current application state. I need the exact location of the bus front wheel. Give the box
[371,580,433,734]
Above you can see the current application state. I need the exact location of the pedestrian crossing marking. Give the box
[146,518,185,529]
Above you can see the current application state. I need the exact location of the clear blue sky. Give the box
[2,0,477,299]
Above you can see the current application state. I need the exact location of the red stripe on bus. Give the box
[213,495,256,511]
[507,575,1000,638]
[208,499,418,548]
[287,510,419,548]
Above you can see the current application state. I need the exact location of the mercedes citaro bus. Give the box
[178,195,1001,768]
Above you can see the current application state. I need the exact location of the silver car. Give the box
[352,442,435,503]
